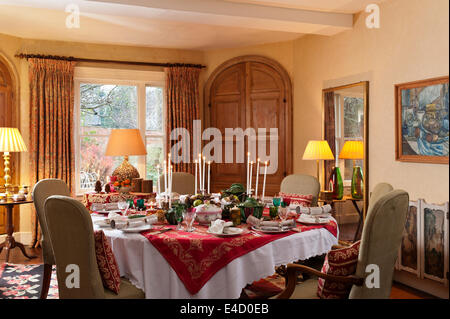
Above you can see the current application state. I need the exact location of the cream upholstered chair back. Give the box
[32,179,71,265]
[280,174,320,206]
[349,188,409,299]
[368,182,394,211]
[44,195,105,299]
[159,172,195,194]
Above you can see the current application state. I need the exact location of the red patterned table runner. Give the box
[83,192,154,211]
[141,220,337,295]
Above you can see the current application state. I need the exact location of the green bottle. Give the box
[351,166,364,199]
[329,167,343,200]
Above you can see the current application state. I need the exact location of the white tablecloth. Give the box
[92,216,338,299]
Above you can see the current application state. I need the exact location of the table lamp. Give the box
[105,129,147,182]
[339,140,364,199]
[0,128,28,197]
[302,140,334,184]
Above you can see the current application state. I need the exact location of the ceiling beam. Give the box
[88,0,353,34]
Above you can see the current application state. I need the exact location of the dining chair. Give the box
[44,195,145,299]
[276,187,409,299]
[280,174,320,206]
[32,178,71,299]
[159,172,195,194]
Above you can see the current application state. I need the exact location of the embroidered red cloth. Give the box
[141,220,337,295]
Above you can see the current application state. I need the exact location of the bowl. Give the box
[196,210,222,225]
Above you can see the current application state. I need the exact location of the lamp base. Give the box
[112,156,140,182]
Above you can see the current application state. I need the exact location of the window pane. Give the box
[146,86,164,132]
[343,97,364,139]
[80,83,138,130]
[146,138,164,185]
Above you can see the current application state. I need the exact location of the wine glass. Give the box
[272,197,281,207]
[278,207,288,231]
[182,208,197,232]
[176,210,184,231]
[117,201,128,215]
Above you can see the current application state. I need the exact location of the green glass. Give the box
[329,167,343,200]
[272,197,281,207]
[269,206,278,219]
[351,166,364,199]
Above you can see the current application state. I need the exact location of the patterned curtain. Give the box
[29,58,76,247]
[165,66,201,174]
[324,91,336,189]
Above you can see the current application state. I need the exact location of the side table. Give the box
[0,199,36,262]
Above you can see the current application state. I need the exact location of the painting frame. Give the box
[395,76,449,164]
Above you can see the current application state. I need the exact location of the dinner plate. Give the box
[251,226,291,234]
[121,224,153,233]
[207,227,245,237]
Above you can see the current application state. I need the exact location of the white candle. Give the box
[169,162,173,208]
[156,164,161,196]
[249,161,253,197]
[207,161,211,194]
[163,160,167,199]
[194,159,198,194]
[255,158,260,198]
[246,152,250,195]
[202,156,206,192]
[262,161,268,202]
[198,153,202,191]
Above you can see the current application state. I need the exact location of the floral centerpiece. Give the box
[113,178,132,193]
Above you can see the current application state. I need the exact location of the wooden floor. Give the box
[0,245,436,299]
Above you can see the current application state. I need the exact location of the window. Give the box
[334,93,364,183]
[74,68,165,194]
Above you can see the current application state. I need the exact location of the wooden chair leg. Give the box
[40,263,52,299]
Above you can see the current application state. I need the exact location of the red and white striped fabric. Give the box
[278,192,313,207]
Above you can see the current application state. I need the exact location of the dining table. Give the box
[92,213,339,299]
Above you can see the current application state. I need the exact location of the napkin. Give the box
[294,205,332,216]
[208,219,233,234]
[298,214,330,224]
[247,215,296,229]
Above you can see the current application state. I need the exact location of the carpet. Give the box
[240,274,286,299]
[0,263,58,299]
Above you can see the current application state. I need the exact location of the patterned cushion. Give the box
[317,240,361,299]
[94,230,121,294]
[278,192,313,207]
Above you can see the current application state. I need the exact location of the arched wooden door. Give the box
[205,56,292,195]
[0,59,19,234]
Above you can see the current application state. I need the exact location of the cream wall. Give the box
[292,0,449,203]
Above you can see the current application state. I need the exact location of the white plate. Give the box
[207,227,245,237]
[121,224,153,233]
[251,226,291,234]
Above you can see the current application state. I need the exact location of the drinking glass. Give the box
[278,207,289,230]
[282,197,291,206]
[182,209,197,232]
[117,201,128,215]
[272,197,281,207]
[176,211,184,231]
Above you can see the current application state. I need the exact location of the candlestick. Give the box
[249,161,253,197]
[163,160,167,200]
[156,164,161,196]
[207,161,211,194]
[198,153,202,191]
[262,161,268,202]
[202,156,206,193]
[255,158,260,198]
[194,159,198,194]
[169,162,173,208]
[246,152,250,195]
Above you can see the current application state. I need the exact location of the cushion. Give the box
[94,230,121,294]
[317,240,361,299]
[279,192,313,207]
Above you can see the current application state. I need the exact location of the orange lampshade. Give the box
[105,129,147,156]
[339,140,364,160]
[302,140,334,160]
[0,127,27,152]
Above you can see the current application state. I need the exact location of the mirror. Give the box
[322,81,369,218]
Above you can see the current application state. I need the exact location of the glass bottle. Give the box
[329,167,343,200]
[351,166,364,199]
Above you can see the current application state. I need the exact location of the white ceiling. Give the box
[0,0,383,50]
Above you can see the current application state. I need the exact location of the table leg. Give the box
[0,204,36,262]
[351,200,363,242]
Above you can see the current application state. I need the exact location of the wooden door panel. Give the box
[207,58,291,195]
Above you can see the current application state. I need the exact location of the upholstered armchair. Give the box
[44,195,145,299]
[32,178,71,299]
[280,174,320,206]
[159,172,195,194]
[277,185,409,299]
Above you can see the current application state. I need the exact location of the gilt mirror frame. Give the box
[322,81,369,217]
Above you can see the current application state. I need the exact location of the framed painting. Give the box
[420,200,448,285]
[398,200,422,277]
[395,76,449,164]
